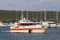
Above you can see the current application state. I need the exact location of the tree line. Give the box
[0,10,60,23]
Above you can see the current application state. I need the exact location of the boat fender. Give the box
[29,30,31,33]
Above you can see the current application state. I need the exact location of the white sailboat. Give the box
[0,21,7,27]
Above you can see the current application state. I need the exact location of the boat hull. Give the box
[10,30,45,33]
[10,27,47,33]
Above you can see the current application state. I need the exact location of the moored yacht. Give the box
[48,21,57,28]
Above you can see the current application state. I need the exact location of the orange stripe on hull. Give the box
[10,27,48,30]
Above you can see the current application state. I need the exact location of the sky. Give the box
[0,0,60,11]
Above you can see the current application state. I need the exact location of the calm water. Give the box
[0,26,60,40]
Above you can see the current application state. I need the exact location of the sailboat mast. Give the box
[21,10,23,20]
[16,11,18,22]
[40,11,42,21]
[37,11,38,21]
[27,11,28,20]
[56,11,58,21]
[44,10,46,21]
[50,12,51,20]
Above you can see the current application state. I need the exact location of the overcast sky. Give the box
[0,0,60,11]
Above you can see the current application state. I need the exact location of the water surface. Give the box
[0,26,60,40]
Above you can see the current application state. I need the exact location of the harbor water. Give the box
[0,26,60,40]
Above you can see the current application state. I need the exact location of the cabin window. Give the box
[20,23,36,26]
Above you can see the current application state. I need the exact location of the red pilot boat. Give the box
[10,11,48,33]
[10,18,48,33]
